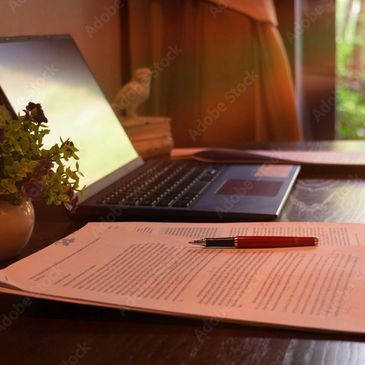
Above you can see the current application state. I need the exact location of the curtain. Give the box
[128,0,302,147]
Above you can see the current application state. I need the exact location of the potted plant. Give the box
[0,99,83,260]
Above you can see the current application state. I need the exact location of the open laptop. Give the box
[0,35,300,221]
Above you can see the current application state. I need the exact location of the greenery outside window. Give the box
[337,0,365,138]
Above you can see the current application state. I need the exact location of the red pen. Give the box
[189,236,318,248]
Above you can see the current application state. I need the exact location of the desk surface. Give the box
[1,141,365,365]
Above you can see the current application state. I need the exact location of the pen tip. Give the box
[189,239,205,245]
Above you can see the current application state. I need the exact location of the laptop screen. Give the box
[0,35,138,190]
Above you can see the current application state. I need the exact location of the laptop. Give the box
[0,35,300,221]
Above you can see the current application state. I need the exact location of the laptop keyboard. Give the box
[98,161,224,208]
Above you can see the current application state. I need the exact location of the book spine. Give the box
[128,132,173,141]
[133,137,174,158]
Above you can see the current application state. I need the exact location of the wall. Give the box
[0,0,123,101]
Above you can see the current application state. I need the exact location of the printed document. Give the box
[0,222,364,333]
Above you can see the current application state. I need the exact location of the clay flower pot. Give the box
[0,200,35,260]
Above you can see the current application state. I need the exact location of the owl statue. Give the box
[112,68,152,122]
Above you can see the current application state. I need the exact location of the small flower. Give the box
[67,184,74,200]
[1,102,82,208]
[66,184,79,213]
[23,178,44,200]
[68,195,79,214]
[24,102,48,124]
[34,159,52,176]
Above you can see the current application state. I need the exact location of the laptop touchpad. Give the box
[216,180,283,197]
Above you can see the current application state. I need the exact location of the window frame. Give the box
[275,0,336,140]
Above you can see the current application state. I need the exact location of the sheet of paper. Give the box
[89,221,365,247]
[1,223,365,333]
[0,271,11,286]
[171,148,365,166]
[250,150,365,165]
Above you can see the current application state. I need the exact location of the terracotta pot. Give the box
[0,200,35,260]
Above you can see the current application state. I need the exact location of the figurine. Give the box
[112,68,152,124]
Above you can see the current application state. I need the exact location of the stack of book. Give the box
[122,116,174,158]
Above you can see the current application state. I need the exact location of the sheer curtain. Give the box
[128,0,302,147]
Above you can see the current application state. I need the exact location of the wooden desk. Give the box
[1,142,365,365]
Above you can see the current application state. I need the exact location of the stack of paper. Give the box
[1,222,364,334]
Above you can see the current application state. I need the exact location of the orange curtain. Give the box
[128,0,302,147]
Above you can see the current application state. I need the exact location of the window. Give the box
[337,0,365,138]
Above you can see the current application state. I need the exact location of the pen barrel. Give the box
[235,236,318,248]
[204,237,236,247]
